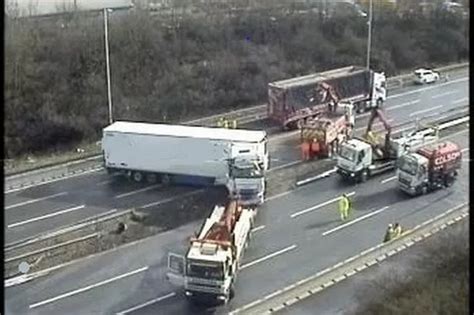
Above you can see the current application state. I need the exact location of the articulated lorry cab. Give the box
[268,66,386,129]
[102,121,269,205]
[397,141,462,196]
[167,200,255,304]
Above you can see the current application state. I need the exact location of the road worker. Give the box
[338,193,351,221]
[383,223,395,242]
[393,222,403,238]
[217,117,224,127]
[223,118,230,129]
[301,141,311,161]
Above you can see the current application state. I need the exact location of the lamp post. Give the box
[103,8,113,125]
[366,0,373,69]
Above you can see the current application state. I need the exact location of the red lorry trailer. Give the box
[267,66,386,129]
[397,141,462,196]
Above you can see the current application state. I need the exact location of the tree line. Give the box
[4,5,469,158]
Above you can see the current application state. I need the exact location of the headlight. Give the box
[350,173,355,177]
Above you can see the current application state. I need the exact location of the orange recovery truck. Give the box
[300,102,354,160]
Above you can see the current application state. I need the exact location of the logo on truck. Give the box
[434,151,461,166]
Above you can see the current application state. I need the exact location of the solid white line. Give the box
[8,205,86,228]
[240,245,297,270]
[432,91,456,99]
[5,192,68,210]
[114,184,161,199]
[322,206,390,236]
[29,266,149,309]
[252,225,265,233]
[5,167,104,194]
[139,190,203,209]
[116,292,176,315]
[409,105,443,117]
[381,176,397,184]
[290,192,356,219]
[453,97,468,104]
[461,147,469,153]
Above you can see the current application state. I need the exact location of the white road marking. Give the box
[409,105,443,117]
[114,184,161,199]
[432,91,456,99]
[461,147,469,153]
[268,160,301,172]
[252,225,265,233]
[139,190,203,209]
[386,77,468,100]
[8,205,86,228]
[29,266,149,309]
[381,176,397,184]
[96,179,113,186]
[265,190,293,202]
[290,192,356,219]
[453,97,468,104]
[5,192,68,210]
[387,99,420,111]
[322,206,390,236]
[116,292,176,315]
[240,245,297,270]
[5,167,104,194]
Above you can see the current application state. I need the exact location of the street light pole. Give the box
[103,8,113,125]
[366,0,373,69]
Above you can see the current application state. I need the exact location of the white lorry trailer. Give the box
[167,200,255,303]
[102,121,269,205]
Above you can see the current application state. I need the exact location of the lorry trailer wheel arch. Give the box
[132,171,144,183]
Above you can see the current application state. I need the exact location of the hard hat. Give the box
[388,223,393,228]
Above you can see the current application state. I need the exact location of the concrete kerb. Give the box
[231,203,468,315]
[5,63,468,182]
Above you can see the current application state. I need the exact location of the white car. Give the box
[413,69,440,84]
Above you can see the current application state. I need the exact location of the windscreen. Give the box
[339,145,357,162]
[187,261,224,280]
[398,155,418,176]
[232,163,263,178]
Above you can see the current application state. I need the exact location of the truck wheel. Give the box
[146,173,157,184]
[161,174,171,186]
[297,119,305,129]
[132,171,143,183]
[229,286,235,300]
[360,170,368,183]
[376,98,383,108]
[421,185,428,195]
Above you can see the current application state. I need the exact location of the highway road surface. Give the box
[4,124,469,315]
[3,69,468,246]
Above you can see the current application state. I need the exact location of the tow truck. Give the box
[336,108,439,182]
[300,99,355,159]
[167,200,255,304]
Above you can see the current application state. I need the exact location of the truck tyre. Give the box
[146,173,157,184]
[421,185,428,195]
[360,170,368,183]
[229,286,235,300]
[161,174,171,186]
[132,171,144,183]
[376,98,383,108]
[296,119,305,129]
